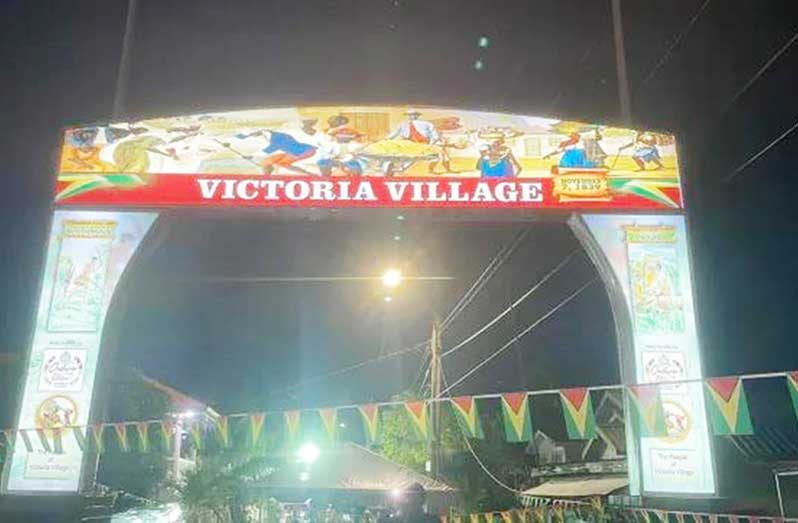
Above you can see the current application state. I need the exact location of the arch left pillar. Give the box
[2,210,158,493]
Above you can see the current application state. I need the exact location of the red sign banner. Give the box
[55,174,681,210]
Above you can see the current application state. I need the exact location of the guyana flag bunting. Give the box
[627,384,667,437]
[469,514,481,523]
[91,423,106,453]
[113,423,130,452]
[786,372,798,424]
[450,396,484,439]
[135,422,151,453]
[18,430,34,452]
[704,377,754,435]
[2,429,15,450]
[72,426,87,451]
[249,412,266,447]
[214,416,231,448]
[35,429,52,453]
[318,408,338,442]
[284,411,301,441]
[189,422,204,450]
[357,404,380,445]
[159,420,174,453]
[500,392,533,442]
[499,511,513,523]
[404,401,430,440]
[559,388,597,439]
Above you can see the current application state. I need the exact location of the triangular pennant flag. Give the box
[450,396,484,439]
[704,377,754,435]
[470,514,481,523]
[72,426,87,451]
[189,422,204,450]
[786,372,798,425]
[135,422,151,453]
[51,429,64,454]
[113,423,130,452]
[318,408,338,442]
[655,510,669,522]
[559,388,597,439]
[214,416,231,448]
[500,392,533,442]
[284,411,301,441]
[499,510,513,523]
[674,513,686,523]
[2,429,15,451]
[627,384,668,437]
[707,514,718,523]
[90,423,106,453]
[249,413,266,447]
[35,429,52,453]
[159,420,174,453]
[358,404,380,445]
[18,430,34,452]
[404,401,430,440]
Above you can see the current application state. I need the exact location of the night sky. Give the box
[2,0,798,420]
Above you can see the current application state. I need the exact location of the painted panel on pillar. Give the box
[2,210,157,493]
[583,214,715,496]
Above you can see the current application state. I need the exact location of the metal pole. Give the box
[775,472,785,518]
[429,321,441,479]
[611,0,632,124]
[112,0,139,120]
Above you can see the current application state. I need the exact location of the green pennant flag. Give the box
[135,422,151,453]
[317,408,338,442]
[559,388,597,439]
[214,416,231,448]
[627,384,667,437]
[500,392,533,442]
[786,372,798,424]
[284,411,301,442]
[113,423,130,452]
[34,429,52,453]
[189,422,204,450]
[404,401,430,441]
[450,396,484,439]
[72,426,87,451]
[357,404,380,445]
[159,420,174,453]
[249,413,266,448]
[90,424,106,454]
[704,377,753,435]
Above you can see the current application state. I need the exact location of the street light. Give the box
[298,442,320,464]
[381,269,402,288]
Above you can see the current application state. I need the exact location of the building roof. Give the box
[520,476,628,498]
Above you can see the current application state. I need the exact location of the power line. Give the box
[440,368,522,494]
[641,0,712,86]
[440,228,529,332]
[723,117,798,183]
[441,250,579,358]
[439,278,597,397]
[721,28,798,115]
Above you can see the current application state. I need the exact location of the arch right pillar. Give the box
[570,213,716,497]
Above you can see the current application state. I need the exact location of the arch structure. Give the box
[2,106,714,497]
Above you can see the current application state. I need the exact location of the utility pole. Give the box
[112,0,138,120]
[428,320,442,479]
[611,0,632,124]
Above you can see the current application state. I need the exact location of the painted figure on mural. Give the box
[318,115,366,176]
[385,109,445,175]
[620,131,664,171]
[61,127,113,172]
[544,131,596,169]
[235,128,317,175]
[583,128,608,168]
[476,139,522,178]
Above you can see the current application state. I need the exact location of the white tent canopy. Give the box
[521,476,628,498]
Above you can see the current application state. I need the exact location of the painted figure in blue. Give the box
[620,132,664,171]
[476,140,522,178]
[545,132,596,169]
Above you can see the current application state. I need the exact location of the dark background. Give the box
[1,0,798,509]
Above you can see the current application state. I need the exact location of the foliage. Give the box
[172,449,279,523]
